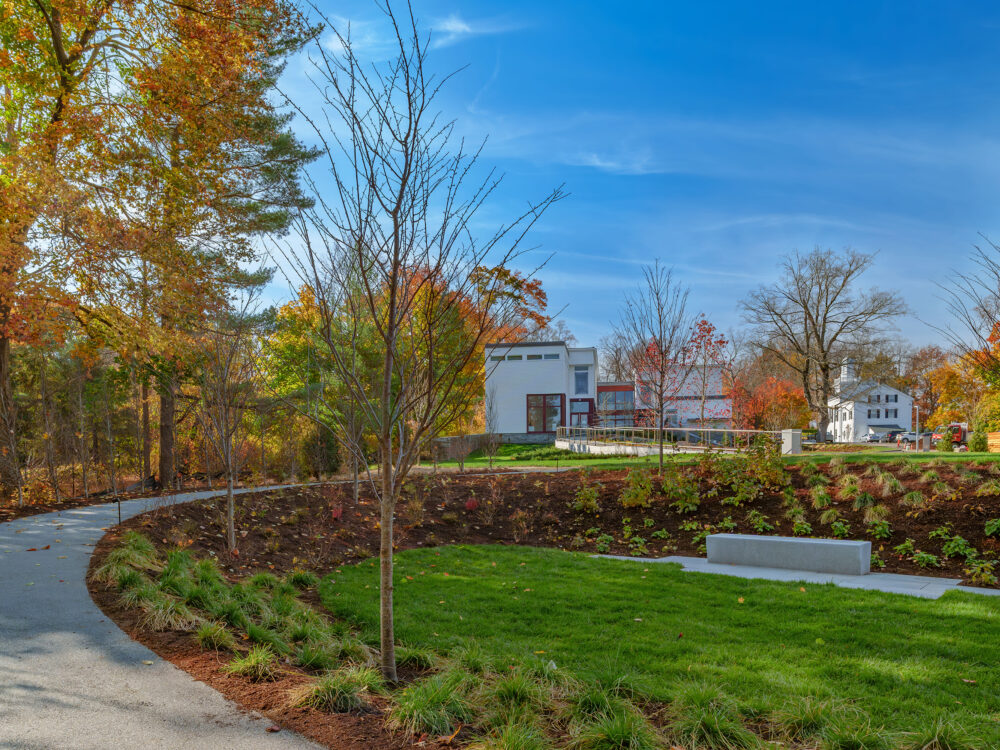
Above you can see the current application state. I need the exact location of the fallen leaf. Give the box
[40,545,50,550]
[634,618,643,622]
[962,678,977,684]
[25,548,37,552]
[738,597,745,604]
[266,725,281,733]
[142,660,153,665]
[677,632,683,639]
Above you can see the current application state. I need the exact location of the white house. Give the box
[634,364,733,428]
[484,341,598,440]
[827,363,913,442]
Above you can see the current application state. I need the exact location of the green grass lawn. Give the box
[439,441,1000,471]
[319,545,1000,742]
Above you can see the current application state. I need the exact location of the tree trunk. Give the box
[379,464,397,683]
[159,377,175,488]
[226,471,235,551]
[77,381,89,499]
[39,353,60,501]
[0,331,24,505]
[141,382,151,480]
[352,452,359,503]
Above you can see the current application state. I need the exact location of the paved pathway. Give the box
[599,554,1000,599]
[0,487,321,750]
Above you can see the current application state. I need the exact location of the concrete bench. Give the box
[706,534,871,576]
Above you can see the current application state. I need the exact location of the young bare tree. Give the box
[939,237,1000,387]
[198,294,261,552]
[281,6,563,681]
[614,261,692,471]
[484,383,500,470]
[741,248,905,441]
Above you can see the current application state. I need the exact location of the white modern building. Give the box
[827,363,913,442]
[484,341,598,440]
[635,364,733,428]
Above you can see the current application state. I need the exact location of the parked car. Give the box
[897,431,930,444]
[880,431,902,443]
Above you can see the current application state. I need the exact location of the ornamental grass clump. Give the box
[195,621,236,651]
[294,665,384,712]
[223,644,279,682]
[389,670,476,735]
[668,680,759,750]
[572,705,660,750]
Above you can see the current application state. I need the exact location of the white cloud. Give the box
[430,14,527,49]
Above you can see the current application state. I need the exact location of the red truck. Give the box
[932,423,969,449]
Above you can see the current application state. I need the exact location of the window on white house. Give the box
[867,409,872,418]
[490,355,504,361]
[574,365,589,395]
[507,355,522,361]
[543,353,559,360]
[527,354,542,360]
[526,394,562,432]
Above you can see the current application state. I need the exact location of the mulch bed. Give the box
[86,462,1000,749]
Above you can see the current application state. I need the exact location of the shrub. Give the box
[572,481,602,514]
[295,666,383,712]
[870,552,886,569]
[968,432,988,452]
[223,644,279,682]
[390,671,474,735]
[619,468,653,509]
[941,536,976,560]
[912,551,941,569]
[867,521,892,540]
[830,521,851,539]
[936,438,955,453]
[594,534,614,554]
[928,524,953,541]
[746,510,774,533]
[893,538,916,556]
[195,621,236,651]
[963,558,998,586]
[985,518,1000,537]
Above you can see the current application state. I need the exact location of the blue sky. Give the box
[277,1,1000,347]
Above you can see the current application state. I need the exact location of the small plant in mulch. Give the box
[866,520,892,540]
[870,552,886,569]
[830,520,851,539]
[224,644,279,682]
[985,518,1000,538]
[196,621,236,651]
[912,551,941,569]
[293,665,384,712]
[571,476,602,514]
[792,520,813,536]
[619,467,654,509]
[965,558,998,586]
[746,510,774,533]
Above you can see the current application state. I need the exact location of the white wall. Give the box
[484,343,597,434]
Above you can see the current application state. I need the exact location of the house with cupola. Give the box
[826,362,913,442]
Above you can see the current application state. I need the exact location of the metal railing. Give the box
[555,425,781,453]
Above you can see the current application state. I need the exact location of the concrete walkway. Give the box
[0,487,321,750]
[599,554,1000,599]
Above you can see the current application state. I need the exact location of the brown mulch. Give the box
[86,461,1000,749]
[87,527,455,750]
[107,465,1000,585]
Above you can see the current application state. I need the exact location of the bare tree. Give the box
[741,247,905,441]
[614,261,692,471]
[523,318,577,345]
[938,236,1000,387]
[483,383,500,470]
[280,5,563,682]
[198,294,261,552]
[598,332,633,382]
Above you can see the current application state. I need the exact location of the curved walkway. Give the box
[0,487,320,750]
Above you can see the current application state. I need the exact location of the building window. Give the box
[527,394,563,433]
[876,409,881,418]
[867,409,872,418]
[526,354,542,360]
[543,353,559,360]
[574,365,589,395]
[570,399,591,426]
[507,355,522,361]
[490,355,504,362]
